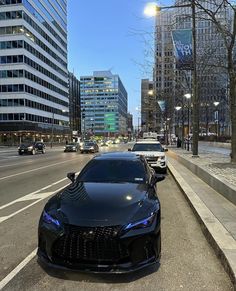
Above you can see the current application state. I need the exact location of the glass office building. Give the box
[80,71,128,136]
[0,0,69,144]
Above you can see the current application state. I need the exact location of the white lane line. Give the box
[0,159,80,181]
[0,248,37,290]
[0,172,80,211]
[0,177,66,210]
[0,172,80,224]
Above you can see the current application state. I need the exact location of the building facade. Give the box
[0,0,69,145]
[80,71,128,136]
[141,79,156,132]
[68,72,80,135]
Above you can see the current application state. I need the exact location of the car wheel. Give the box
[32,149,36,155]
[162,168,167,174]
[42,149,46,154]
[18,152,22,155]
[81,151,84,154]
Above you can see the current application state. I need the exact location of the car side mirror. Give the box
[67,172,76,183]
[128,148,132,151]
[164,148,168,152]
[151,174,165,186]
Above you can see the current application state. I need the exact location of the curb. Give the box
[167,150,236,206]
[168,161,236,290]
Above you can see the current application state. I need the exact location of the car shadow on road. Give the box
[39,261,160,283]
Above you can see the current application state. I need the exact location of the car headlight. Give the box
[73,147,76,149]
[124,213,156,230]
[27,146,33,150]
[158,156,165,161]
[42,211,60,227]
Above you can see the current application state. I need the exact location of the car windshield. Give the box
[84,142,95,146]
[132,143,163,152]
[67,143,76,146]
[78,159,146,183]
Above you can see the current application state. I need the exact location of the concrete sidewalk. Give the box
[167,148,236,290]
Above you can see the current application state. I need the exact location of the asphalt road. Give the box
[0,144,233,290]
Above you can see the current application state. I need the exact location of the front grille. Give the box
[53,225,129,264]
[146,157,158,163]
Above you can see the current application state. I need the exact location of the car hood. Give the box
[46,182,158,226]
[133,151,165,157]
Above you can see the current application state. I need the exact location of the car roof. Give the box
[93,152,141,161]
[134,140,161,144]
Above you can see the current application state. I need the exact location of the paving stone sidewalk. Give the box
[169,147,236,188]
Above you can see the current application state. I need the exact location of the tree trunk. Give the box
[229,74,236,163]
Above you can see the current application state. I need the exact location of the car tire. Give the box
[81,151,84,154]
[32,149,36,155]
[42,149,46,154]
[18,152,22,155]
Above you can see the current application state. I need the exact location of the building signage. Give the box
[157,100,166,112]
[171,29,193,70]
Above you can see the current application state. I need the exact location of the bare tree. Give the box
[191,0,236,162]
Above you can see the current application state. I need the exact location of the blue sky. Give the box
[67,0,174,125]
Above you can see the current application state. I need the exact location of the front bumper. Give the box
[37,249,160,274]
[64,148,77,152]
[38,219,161,273]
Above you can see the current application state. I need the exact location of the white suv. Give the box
[129,140,168,173]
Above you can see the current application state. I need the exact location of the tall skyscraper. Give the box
[141,79,155,132]
[80,71,128,136]
[68,72,80,134]
[0,0,69,144]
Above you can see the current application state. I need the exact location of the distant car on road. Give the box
[80,140,99,153]
[129,140,168,173]
[64,142,80,152]
[18,142,46,155]
[37,152,165,273]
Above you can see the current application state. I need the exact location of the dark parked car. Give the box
[80,140,99,153]
[37,152,165,273]
[64,143,80,152]
[18,142,46,155]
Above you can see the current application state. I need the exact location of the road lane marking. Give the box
[0,159,81,181]
[0,191,56,224]
[0,248,37,290]
[0,172,80,224]
[0,177,67,210]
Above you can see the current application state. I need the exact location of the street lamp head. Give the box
[148,90,154,96]
[144,2,161,17]
[214,101,220,106]
[175,106,182,111]
[184,93,191,99]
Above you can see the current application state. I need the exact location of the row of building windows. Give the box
[25,70,68,97]
[23,10,67,51]
[0,113,68,126]
[0,0,21,4]
[0,98,24,106]
[0,83,68,107]
[0,98,66,117]
[0,48,67,86]
[27,0,66,38]
[42,0,66,30]
[23,0,66,44]
[0,0,67,40]
[0,25,67,67]
[24,41,67,81]
[0,10,22,20]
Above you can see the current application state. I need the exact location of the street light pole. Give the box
[191,0,199,157]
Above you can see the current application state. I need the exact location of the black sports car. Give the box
[37,152,164,273]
